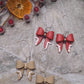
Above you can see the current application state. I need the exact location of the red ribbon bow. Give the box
[35,27,54,49]
[56,34,74,53]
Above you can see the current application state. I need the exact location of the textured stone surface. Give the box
[0,0,84,84]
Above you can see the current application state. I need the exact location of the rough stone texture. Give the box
[0,0,84,84]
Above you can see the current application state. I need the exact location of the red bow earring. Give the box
[35,27,54,49]
[56,33,74,53]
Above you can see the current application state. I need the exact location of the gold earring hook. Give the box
[22,45,34,62]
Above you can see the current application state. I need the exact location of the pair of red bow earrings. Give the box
[35,27,74,53]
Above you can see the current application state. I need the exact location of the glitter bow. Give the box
[16,60,35,80]
[56,33,74,53]
[35,27,54,49]
[36,75,55,84]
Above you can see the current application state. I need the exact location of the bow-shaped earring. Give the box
[16,60,35,80]
[36,74,55,84]
[35,27,54,49]
[56,33,74,53]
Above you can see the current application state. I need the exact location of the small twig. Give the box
[0,6,6,12]
[2,14,12,26]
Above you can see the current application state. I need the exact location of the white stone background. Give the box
[0,0,84,84]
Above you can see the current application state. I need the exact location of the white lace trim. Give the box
[35,37,39,45]
[17,71,22,77]
[44,42,52,49]
[27,71,33,79]
[56,44,61,53]
[68,44,72,53]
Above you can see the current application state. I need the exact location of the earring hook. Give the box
[42,14,54,32]
[64,31,69,37]
[29,45,34,61]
